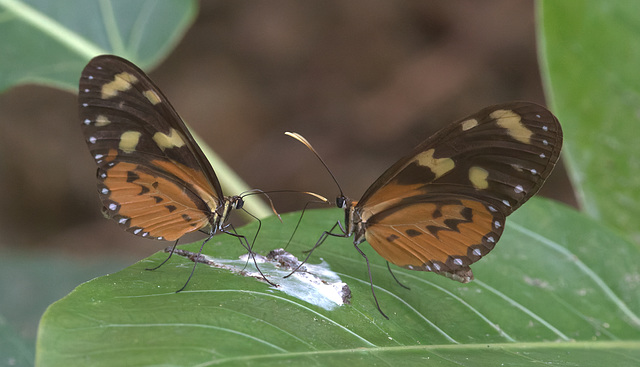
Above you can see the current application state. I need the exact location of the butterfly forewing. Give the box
[79,55,224,240]
[356,102,562,280]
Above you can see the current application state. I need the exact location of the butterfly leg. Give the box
[146,239,180,271]
[386,262,410,290]
[174,234,215,293]
[222,227,278,287]
[354,243,389,319]
[236,208,264,254]
[283,199,329,250]
[284,221,347,278]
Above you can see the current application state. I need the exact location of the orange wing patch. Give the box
[149,159,220,211]
[98,151,213,241]
[365,199,502,279]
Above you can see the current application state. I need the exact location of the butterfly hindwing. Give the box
[356,102,562,281]
[79,55,223,241]
[364,197,505,282]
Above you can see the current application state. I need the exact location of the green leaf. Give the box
[537,1,640,243]
[0,0,198,92]
[36,199,640,366]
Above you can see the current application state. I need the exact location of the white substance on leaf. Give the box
[182,248,350,311]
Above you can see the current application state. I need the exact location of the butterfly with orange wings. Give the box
[79,55,273,290]
[288,102,562,318]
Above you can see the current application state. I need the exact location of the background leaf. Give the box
[538,1,640,243]
[0,316,33,367]
[0,0,197,92]
[36,199,640,366]
[0,0,270,217]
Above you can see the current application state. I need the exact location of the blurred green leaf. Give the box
[0,0,271,216]
[538,1,640,243]
[0,316,33,367]
[0,0,197,92]
[0,252,132,341]
[36,199,640,366]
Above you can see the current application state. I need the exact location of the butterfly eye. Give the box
[336,197,346,209]
[234,197,245,210]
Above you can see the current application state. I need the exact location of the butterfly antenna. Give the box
[241,189,329,223]
[241,189,282,222]
[285,132,345,198]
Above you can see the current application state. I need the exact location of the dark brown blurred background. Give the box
[0,0,575,261]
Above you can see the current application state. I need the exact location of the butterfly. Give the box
[287,102,562,317]
[78,54,270,290]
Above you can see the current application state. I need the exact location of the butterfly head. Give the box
[230,196,244,210]
[209,195,244,232]
[336,196,358,211]
[336,195,363,241]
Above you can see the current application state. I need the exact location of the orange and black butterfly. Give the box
[79,55,269,290]
[288,102,562,317]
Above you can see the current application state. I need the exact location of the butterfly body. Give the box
[79,55,243,242]
[327,102,562,283]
